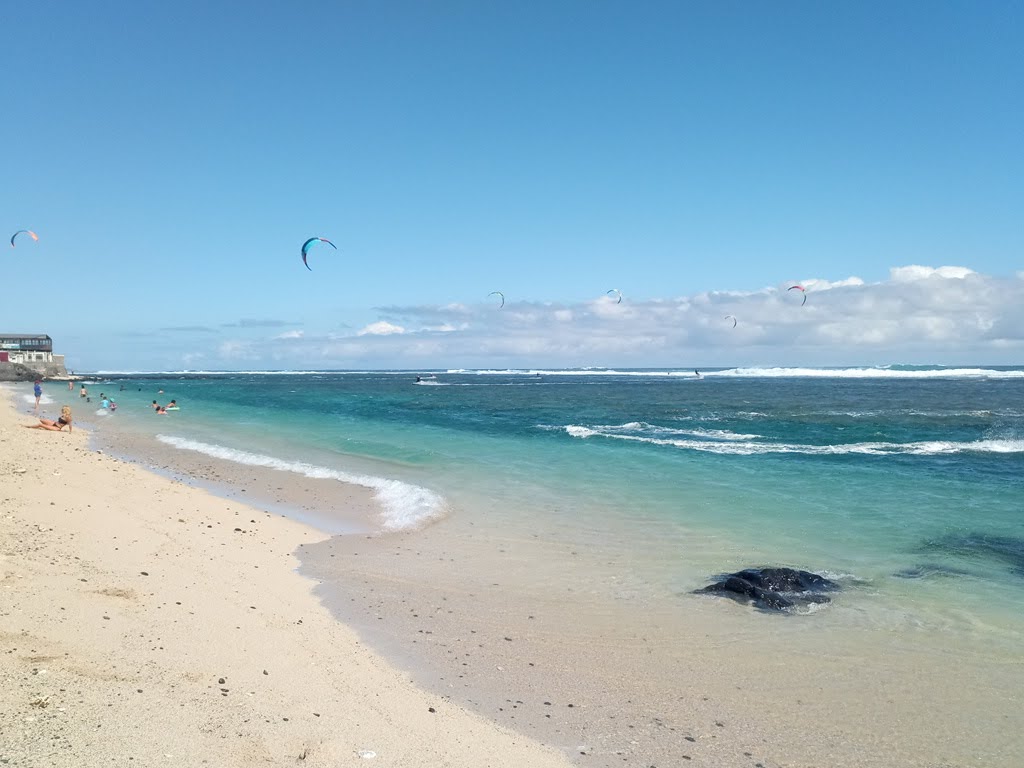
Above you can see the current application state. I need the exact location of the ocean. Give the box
[71,365,1024,646]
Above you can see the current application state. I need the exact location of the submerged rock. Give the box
[695,567,840,612]
[893,563,971,580]
[920,533,1024,577]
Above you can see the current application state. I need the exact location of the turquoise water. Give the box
[81,366,1024,642]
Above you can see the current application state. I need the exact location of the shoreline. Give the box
[0,387,573,767]
[7,384,1024,767]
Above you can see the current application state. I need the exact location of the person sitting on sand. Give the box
[26,405,73,432]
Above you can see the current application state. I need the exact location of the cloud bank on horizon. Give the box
[96,265,1024,371]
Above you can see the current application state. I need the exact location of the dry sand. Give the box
[0,390,573,767]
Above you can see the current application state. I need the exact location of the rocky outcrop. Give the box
[695,567,841,612]
[0,362,42,382]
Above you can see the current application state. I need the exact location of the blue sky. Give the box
[2,2,1021,371]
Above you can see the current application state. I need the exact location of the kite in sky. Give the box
[724,315,737,328]
[788,284,807,306]
[301,237,336,270]
[606,288,622,304]
[488,291,505,308]
[10,230,38,248]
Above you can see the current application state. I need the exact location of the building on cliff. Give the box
[0,334,69,378]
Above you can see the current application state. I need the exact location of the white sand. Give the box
[0,390,573,767]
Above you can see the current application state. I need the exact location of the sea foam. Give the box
[156,435,445,530]
[561,426,1024,456]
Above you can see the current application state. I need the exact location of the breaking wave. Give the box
[560,425,1024,456]
[156,435,445,530]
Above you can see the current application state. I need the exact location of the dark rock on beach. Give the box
[695,567,840,612]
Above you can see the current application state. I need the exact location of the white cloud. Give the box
[890,265,975,282]
[800,276,865,291]
[272,330,304,340]
[195,265,1024,368]
[357,321,406,336]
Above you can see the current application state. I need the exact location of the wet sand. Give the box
[37,391,1024,768]
[299,517,1024,768]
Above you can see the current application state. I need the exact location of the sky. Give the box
[2,1,1021,371]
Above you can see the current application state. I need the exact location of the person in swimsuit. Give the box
[26,405,73,432]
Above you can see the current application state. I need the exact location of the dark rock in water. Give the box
[920,533,1024,577]
[695,567,840,612]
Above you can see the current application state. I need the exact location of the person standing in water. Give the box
[33,380,42,414]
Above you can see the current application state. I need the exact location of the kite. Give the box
[788,285,807,306]
[10,230,38,248]
[301,237,336,270]
[724,315,737,328]
[606,288,622,304]
[488,291,505,308]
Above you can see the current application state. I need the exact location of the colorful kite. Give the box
[10,230,38,248]
[301,237,336,270]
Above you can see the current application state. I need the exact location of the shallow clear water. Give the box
[79,366,1024,647]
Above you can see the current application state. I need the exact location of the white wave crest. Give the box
[559,422,760,441]
[714,367,1024,379]
[21,394,57,407]
[155,435,445,531]
[562,427,1024,456]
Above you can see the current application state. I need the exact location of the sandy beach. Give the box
[0,389,573,767]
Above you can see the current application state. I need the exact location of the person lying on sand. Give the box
[26,405,73,432]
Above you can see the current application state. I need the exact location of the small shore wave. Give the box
[156,435,445,531]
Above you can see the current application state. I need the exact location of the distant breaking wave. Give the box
[447,366,1024,379]
[560,425,1024,456]
[711,367,1024,379]
[156,435,445,530]
[91,366,1024,379]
